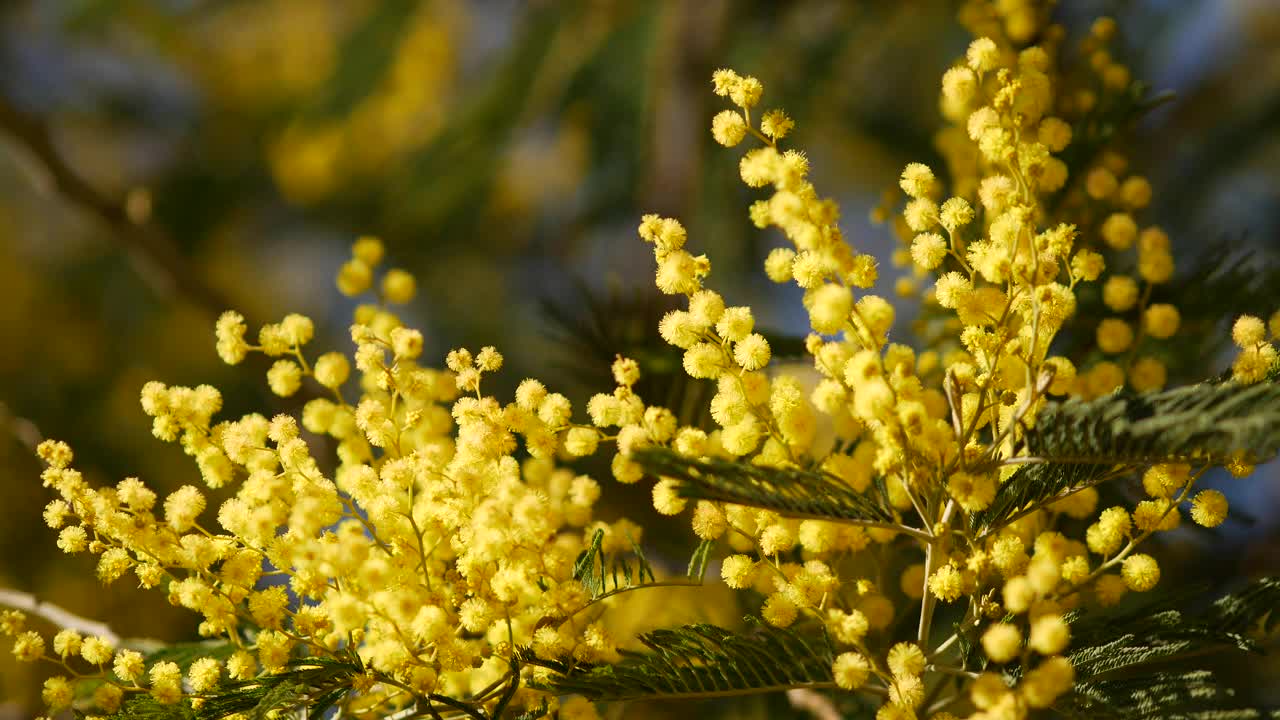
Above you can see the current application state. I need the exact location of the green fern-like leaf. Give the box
[1070,671,1265,720]
[573,526,659,601]
[143,640,238,672]
[1051,81,1173,215]
[631,447,898,529]
[542,528,709,628]
[1022,381,1280,466]
[975,381,1280,534]
[1158,245,1280,341]
[165,655,364,720]
[519,617,838,701]
[102,695,197,720]
[1205,576,1280,636]
[972,462,1124,535]
[1049,578,1280,720]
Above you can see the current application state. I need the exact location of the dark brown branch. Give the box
[0,95,236,317]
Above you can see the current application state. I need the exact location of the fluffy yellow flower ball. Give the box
[381,268,417,304]
[981,623,1022,663]
[1122,553,1161,592]
[1143,304,1180,339]
[1233,315,1267,347]
[721,554,756,589]
[711,110,748,147]
[833,651,871,690]
[899,162,936,199]
[911,232,948,270]
[1029,614,1070,655]
[966,37,1001,72]
[888,642,926,678]
[1190,489,1229,528]
[1096,318,1134,354]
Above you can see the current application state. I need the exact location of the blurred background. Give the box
[1,0,1279,715]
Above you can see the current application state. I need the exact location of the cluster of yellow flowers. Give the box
[16,236,688,718]
[625,13,1267,720]
[1230,313,1280,384]
[13,5,1279,720]
[641,50,1093,716]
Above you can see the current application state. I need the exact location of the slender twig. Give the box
[924,691,961,716]
[1051,466,1208,603]
[918,537,938,647]
[928,663,978,679]
[918,500,956,647]
[976,466,1134,540]
[786,687,842,720]
[0,95,236,317]
[0,401,43,452]
[930,632,960,660]
[0,587,120,643]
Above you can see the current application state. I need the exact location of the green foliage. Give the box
[1152,243,1280,383]
[308,0,420,120]
[1051,577,1280,720]
[1051,81,1173,213]
[974,380,1280,534]
[99,695,197,720]
[1161,245,1280,335]
[539,284,714,426]
[143,640,238,673]
[1206,576,1280,636]
[569,527,711,615]
[519,617,836,701]
[103,656,364,720]
[973,462,1122,535]
[384,3,566,236]
[1071,671,1273,720]
[631,447,896,526]
[574,526,658,601]
[1024,381,1280,466]
[685,537,716,580]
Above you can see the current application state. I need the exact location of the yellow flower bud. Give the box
[652,479,687,515]
[381,268,417,304]
[1003,576,1035,614]
[761,592,798,627]
[981,623,1022,663]
[1029,614,1070,655]
[352,236,384,266]
[733,333,771,370]
[1085,167,1118,199]
[1101,213,1137,250]
[337,258,373,296]
[314,352,350,389]
[1096,318,1133,354]
[910,232,948,270]
[760,109,794,139]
